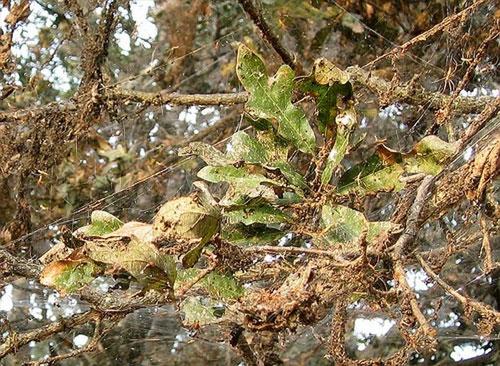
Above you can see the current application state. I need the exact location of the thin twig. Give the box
[416,254,500,334]
[21,315,109,366]
[434,27,500,139]
[364,0,491,68]
[458,97,500,150]
[392,176,434,259]
[0,248,173,312]
[391,176,437,347]
[480,217,496,274]
[238,0,296,69]
[175,261,218,298]
[244,245,356,266]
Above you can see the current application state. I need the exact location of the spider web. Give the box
[1,1,498,364]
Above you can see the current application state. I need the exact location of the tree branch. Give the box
[0,248,172,312]
[244,245,361,266]
[391,176,437,349]
[107,88,249,107]
[416,254,500,335]
[21,314,121,366]
[363,0,491,67]
[346,66,495,115]
[0,311,100,359]
[457,97,500,149]
[238,0,296,69]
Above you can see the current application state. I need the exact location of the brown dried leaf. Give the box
[5,0,30,25]
[103,221,154,242]
[0,34,13,72]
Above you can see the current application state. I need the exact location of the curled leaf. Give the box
[40,259,102,295]
[313,58,350,85]
[153,195,220,244]
[85,237,177,291]
[321,107,357,185]
[74,210,124,237]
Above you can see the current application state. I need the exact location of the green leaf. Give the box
[174,268,200,288]
[179,142,234,166]
[313,58,350,85]
[228,131,269,164]
[337,135,456,195]
[224,204,290,225]
[152,192,220,269]
[404,156,442,176]
[316,204,400,246]
[337,155,405,195]
[221,224,283,245]
[228,131,307,189]
[153,195,220,244]
[203,272,245,300]
[40,259,102,294]
[181,296,223,326]
[198,165,281,206]
[236,44,316,153]
[256,130,290,161]
[85,237,177,291]
[367,221,401,241]
[273,161,308,189]
[75,210,124,236]
[405,135,457,175]
[318,204,367,245]
[182,241,207,268]
[98,144,132,162]
[198,165,273,185]
[299,58,353,133]
[413,135,457,162]
[175,270,244,300]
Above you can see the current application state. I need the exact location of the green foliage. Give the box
[338,136,456,195]
[181,296,224,326]
[236,44,316,153]
[203,272,245,300]
[152,195,220,244]
[337,155,405,195]
[321,108,357,184]
[221,224,283,245]
[41,215,176,292]
[316,204,400,246]
[86,238,177,291]
[405,135,457,175]
[224,204,290,225]
[38,43,457,314]
[299,58,353,133]
[75,210,124,236]
[197,165,281,206]
[176,269,244,300]
[179,142,233,166]
[228,130,271,164]
[40,259,102,294]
